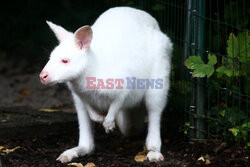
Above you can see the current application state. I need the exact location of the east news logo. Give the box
[86,77,163,89]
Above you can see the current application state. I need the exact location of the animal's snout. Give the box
[40,71,50,84]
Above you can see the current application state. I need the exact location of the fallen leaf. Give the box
[32,138,37,142]
[135,154,147,162]
[68,162,84,167]
[197,156,205,162]
[19,88,31,95]
[84,162,96,167]
[39,108,60,112]
[205,159,211,165]
[0,146,4,150]
[134,150,148,162]
[2,146,21,154]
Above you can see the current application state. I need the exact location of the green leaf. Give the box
[227,33,239,58]
[193,64,207,77]
[217,72,224,78]
[208,54,217,66]
[220,110,226,117]
[206,65,215,78]
[216,66,233,78]
[222,32,248,77]
[238,32,250,62]
[224,69,233,77]
[184,55,216,78]
[216,66,226,73]
[229,127,240,137]
[185,122,190,127]
[239,122,250,141]
[184,122,190,135]
[193,64,214,78]
[241,122,250,129]
[184,56,204,70]
[227,32,250,63]
[216,66,226,78]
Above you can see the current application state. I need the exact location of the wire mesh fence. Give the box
[183,0,249,148]
[101,0,250,147]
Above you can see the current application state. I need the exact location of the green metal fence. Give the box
[152,0,250,147]
[104,0,250,147]
[183,0,249,147]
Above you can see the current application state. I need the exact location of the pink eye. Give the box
[61,58,70,64]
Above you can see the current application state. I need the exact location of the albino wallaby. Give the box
[40,7,172,163]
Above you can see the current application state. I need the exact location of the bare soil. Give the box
[0,123,249,167]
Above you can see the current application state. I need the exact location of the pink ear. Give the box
[46,21,71,42]
[74,26,93,50]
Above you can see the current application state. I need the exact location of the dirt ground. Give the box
[0,123,249,167]
[0,58,249,167]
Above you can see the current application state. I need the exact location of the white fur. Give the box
[42,7,172,163]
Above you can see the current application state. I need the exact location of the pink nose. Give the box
[40,71,49,83]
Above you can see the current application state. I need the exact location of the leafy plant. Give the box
[185,32,250,79]
[184,32,250,147]
[229,122,250,148]
[221,32,250,77]
[206,107,249,148]
[227,32,250,62]
[184,122,190,135]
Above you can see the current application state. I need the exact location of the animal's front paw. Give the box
[56,147,79,163]
[103,119,116,133]
[147,151,164,162]
[94,114,105,123]
[88,109,105,123]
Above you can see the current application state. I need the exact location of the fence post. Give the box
[184,0,196,138]
[182,0,192,74]
[188,0,206,139]
[196,0,206,139]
